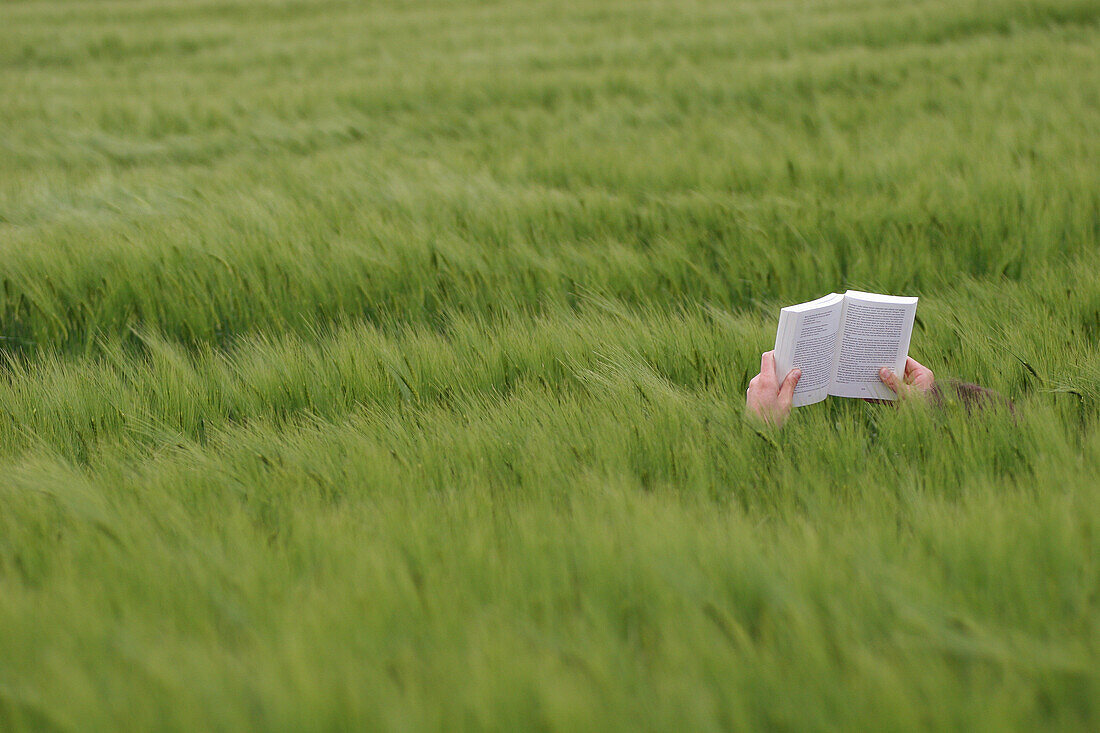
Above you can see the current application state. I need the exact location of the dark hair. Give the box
[932,379,1014,414]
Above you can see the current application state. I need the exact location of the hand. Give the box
[878,357,935,398]
[746,351,801,427]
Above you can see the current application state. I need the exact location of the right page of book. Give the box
[828,290,918,400]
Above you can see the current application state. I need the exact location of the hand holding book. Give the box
[746,290,933,427]
[747,350,935,427]
[746,351,803,427]
[772,290,919,406]
[878,357,935,398]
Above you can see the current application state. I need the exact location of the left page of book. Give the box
[773,292,845,407]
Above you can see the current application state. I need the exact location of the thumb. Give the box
[778,368,801,405]
[879,367,903,395]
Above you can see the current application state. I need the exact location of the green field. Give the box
[3,0,1100,729]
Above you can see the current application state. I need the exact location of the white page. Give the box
[828,290,918,400]
[773,293,844,407]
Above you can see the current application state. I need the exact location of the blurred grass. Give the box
[2,0,1100,729]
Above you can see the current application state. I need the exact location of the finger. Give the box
[777,368,801,406]
[760,351,778,385]
[913,357,934,378]
[879,366,903,394]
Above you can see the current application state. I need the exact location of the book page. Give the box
[773,293,844,407]
[828,291,918,400]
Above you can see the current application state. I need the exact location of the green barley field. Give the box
[3,0,1100,729]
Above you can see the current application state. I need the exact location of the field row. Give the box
[3,267,1099,463]
[2,181,1098,353]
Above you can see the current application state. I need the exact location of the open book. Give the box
[774,290,918,407]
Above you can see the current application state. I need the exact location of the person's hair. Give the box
[932,379,1014,414]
